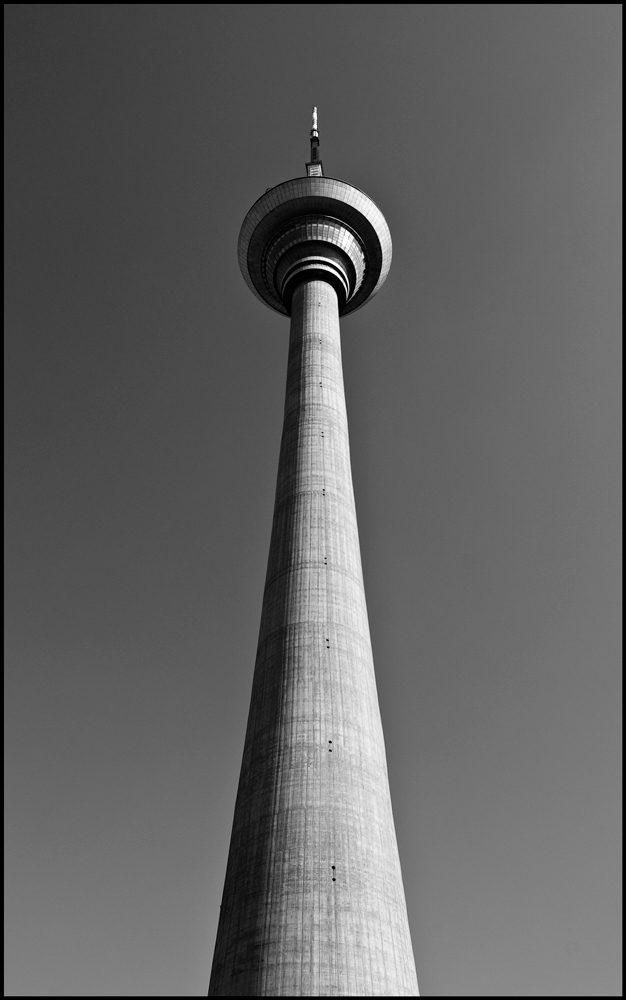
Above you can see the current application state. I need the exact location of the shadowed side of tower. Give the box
[208,114,418,997]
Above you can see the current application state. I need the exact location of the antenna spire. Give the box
[306,106,324,177]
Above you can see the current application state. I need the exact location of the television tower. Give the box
[208,110,419,997]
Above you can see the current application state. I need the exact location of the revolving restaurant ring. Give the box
[238,176,392,316]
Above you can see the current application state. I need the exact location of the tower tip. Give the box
[306,106,323,177]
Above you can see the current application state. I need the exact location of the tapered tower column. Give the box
[209,113,418,997]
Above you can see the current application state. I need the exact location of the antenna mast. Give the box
[306,106,324,176]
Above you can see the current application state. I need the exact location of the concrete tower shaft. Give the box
[208,122,417,996]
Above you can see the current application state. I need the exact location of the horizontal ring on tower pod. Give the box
[263,216,367,311]
[277,245,355,309]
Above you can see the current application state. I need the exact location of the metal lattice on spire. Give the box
[306,105,323,177]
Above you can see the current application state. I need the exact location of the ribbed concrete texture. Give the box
[208,279,419,997]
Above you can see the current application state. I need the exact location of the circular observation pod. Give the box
[237,176,392,316]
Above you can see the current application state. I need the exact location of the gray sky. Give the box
[4,5,621,996]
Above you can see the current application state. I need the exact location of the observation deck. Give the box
[238,175,392,316]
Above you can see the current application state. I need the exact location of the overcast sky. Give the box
[4,5,621,997]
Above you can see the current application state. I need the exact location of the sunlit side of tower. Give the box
[208,111,419,997]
